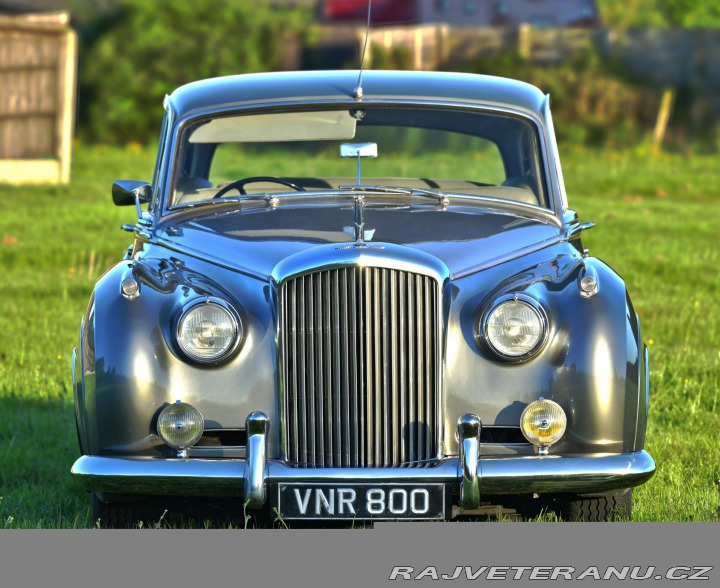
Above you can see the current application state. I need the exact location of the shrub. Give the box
[456,51,656,147]
[80,0,312,143]
[370,44,413,70]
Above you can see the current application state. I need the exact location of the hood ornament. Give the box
[340,142,378,247]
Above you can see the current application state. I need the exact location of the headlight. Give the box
[176,299,241,364]
[520,398,567,451]
[480,294,547,360]
[157,401,204,452]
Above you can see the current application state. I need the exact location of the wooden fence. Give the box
[0,12,77,185]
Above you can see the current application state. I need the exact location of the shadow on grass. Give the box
[0,396,89,529]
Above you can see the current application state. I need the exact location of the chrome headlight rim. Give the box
[478,293,549,362]
[175,297,243,365]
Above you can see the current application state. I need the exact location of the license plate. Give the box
[273,483,447,520]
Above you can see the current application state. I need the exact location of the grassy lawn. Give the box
[0,144,718,527]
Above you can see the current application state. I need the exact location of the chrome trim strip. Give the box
[272,241,450,285]
[542,95,567,215]
[244,412,269,508]
[458,414,481,509]
[72,450,656,500]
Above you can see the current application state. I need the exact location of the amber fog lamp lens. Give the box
[485,299,545,358]
[177,302,239,363]
[157,402,203,450]
[520,399,566,447]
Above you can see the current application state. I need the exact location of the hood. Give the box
[156,202,562,280]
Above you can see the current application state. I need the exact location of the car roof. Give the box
[167,70,547,121]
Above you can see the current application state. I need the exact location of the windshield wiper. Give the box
[338,184,411,195]
[410,187,450,205]
[181,193,283,210]
[338,184,450,204]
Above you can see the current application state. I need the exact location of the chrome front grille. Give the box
[280,267,441,468]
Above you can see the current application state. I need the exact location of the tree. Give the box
[596,0,720,27]
[80,0,312,142]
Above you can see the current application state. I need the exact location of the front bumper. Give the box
[71,413,655,511]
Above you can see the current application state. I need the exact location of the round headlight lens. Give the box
[177,301,240,363]
[157,401,204,450]
[484,298,546,358]
[520,399,566,447]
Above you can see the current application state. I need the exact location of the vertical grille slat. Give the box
[416,274,425,458]
[364,267,374,467]
[372,268,381,467]
[281,266,441,468]
[332,270,344,467]
[315,273,324,467]
[307,276,316,467]
[347,271,362,465]
[399,274,407,464]
[381,269,390,467]
[407,273,416,462]
[298,278,307,464]
[425,277,434,459]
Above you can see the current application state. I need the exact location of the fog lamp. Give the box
[157,401,203,455]
[520,398,566,454]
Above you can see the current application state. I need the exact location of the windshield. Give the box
[169,106,549,209]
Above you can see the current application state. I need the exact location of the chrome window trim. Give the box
[542,95,570,216]
[152,101,176,224]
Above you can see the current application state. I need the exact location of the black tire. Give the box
[559,489,633,521]
[91,492,168,529]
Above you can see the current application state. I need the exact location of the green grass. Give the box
[0,144,718,526]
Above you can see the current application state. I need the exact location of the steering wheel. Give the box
[213,176,306,199]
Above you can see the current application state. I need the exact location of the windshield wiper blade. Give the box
[338,184,449,204]
[183,193,285,209]
[410,187,450,204]
[338,184,412,195]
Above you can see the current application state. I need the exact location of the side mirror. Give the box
[112,180,152,206]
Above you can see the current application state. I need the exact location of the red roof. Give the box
[324,0,415,24]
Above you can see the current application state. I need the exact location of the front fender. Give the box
[75,247,280,458]
[446,245,645,455]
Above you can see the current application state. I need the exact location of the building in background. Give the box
[324,0,600,27]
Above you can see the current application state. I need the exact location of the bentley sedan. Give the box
[71,70,655,526]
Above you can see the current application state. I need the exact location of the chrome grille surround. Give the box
[274,243,449,468]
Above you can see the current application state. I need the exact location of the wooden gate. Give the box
[0,12,77,184]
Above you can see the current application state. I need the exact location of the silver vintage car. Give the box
[71,70,655,526]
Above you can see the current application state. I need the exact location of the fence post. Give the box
[414,26,423,70]
[58,27,77,185]
[652,87,676,152]
[518,23,532,59]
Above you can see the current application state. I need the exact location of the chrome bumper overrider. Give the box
[71,413,656,511]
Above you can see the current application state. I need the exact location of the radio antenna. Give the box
[353,0,372,101]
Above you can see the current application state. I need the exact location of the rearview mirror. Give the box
[112,180,152,206]
[340,142,377,159]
